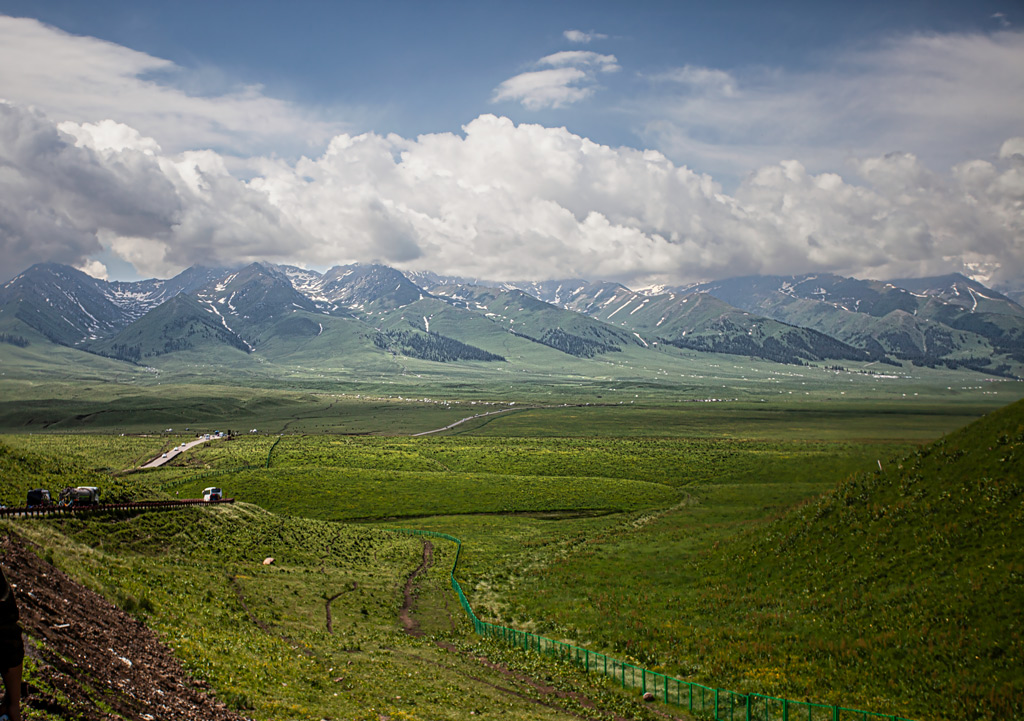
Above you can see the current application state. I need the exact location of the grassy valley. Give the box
[1,380,1021,719]
[2,266,1022,720]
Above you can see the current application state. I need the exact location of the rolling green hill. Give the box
[719,398,1024,719]
[475,400,1023,721]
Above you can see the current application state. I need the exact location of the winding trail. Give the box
[411,408,526,436]
[400,539,434,636]
[411,402,605,437]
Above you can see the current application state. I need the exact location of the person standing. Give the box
[0,565,22,721]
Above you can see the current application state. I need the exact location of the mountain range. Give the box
[2,262,1022,378]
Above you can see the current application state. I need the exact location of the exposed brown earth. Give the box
[1,532,249,721]
[2,530,689,721]
[399,539,433,637]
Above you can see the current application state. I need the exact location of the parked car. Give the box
[26,488,52,507]
[202,486,223,502]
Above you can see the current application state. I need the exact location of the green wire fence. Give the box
[396,528,914,721]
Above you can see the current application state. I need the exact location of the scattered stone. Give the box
[262,557,274,565]
[643,691,655,702]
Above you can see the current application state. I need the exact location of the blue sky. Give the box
[5,0,1013,159]
[0,1,1021,287]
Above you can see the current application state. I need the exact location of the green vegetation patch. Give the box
[482,401,1024,721]
[7,503,671,721]
[179,467,679,521]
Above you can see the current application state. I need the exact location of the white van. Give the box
[202,486,223,502]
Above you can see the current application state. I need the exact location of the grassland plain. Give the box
[3,505,674,721]
[120,429,929,717]
[3,344,1022,434]
[470,402,1024,721]
[0,383,1020,720]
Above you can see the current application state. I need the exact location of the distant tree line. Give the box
[512,328,622,358]
[910,355,1017,378]
[106,343,142,362]
[0,333,29,348]
[374,330,505,362]
[663,328,884,366]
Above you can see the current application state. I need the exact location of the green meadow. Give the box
[0,364,1021,720]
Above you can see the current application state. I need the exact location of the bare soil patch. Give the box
[1,532,249,721]
[399,538,433,637]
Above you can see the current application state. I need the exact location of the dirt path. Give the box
[400,539,433,636]
[324,581,358,634]
[411,408,527,436]
[227,574,314,657]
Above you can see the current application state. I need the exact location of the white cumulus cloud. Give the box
[4,105,1021,290]
[538,51,620,72]
[493,50,620,110]
[492,68,594,110]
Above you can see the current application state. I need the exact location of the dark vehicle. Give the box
[26,488,52,507]
[59,486,100,506]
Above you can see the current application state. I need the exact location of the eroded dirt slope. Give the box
[1,532,249,721]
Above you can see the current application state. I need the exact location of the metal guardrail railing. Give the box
[0,498,235,519]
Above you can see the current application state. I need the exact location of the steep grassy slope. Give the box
[494,400,1023,721]
[724,398,1024,719]
[431,285,639,357]
[89,294,254,360]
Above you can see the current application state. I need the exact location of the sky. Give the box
[0,0,1021,289]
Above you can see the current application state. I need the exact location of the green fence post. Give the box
[715,688,719,720]
[604,653,607,676]
[783,698,789,721]
[689,683,693,711]
[664,674,669,704]
[642,668,647,694]
[621,662,625,688]
[833,706,838,721]
[746,695,751,721]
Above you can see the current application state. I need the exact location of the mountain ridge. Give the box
[1,262,1021,377]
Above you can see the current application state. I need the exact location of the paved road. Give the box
[141,435,223,468]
